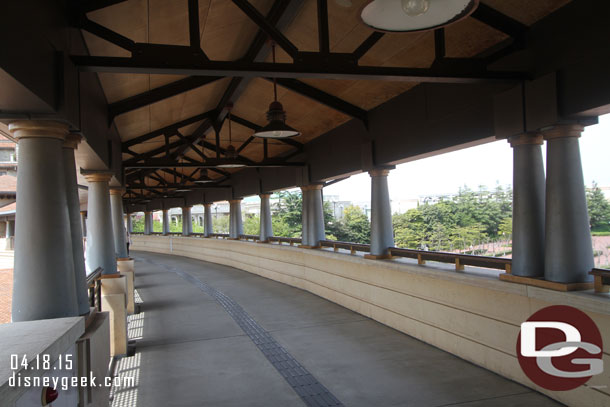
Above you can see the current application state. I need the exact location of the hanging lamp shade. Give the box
[254,101,300,139]
[361,0,478,32]
[194,169,214,183]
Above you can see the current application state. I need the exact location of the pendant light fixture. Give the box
[253,42,300,139]
[218,105,246,168]
[194,168,214,183]
[361,0,479,33]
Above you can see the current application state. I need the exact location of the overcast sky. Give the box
[322,113,610,203]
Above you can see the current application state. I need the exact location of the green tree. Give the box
[327,205,370,244]
[587,181,610,231]
[243,214,260,235]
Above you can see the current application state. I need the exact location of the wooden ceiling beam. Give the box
[73,55,525,83]
[231,0,299,59]
[268,77,367,122]
[109,77,221,122]
[471,4,528,40]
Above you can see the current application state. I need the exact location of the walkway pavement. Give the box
[112,251,563,407]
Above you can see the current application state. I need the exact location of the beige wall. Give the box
[132,235,610,407]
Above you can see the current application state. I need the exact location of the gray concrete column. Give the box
[9,121,79,321]
[162,209,170,235]
[259,193,273,242]
[126,213,133,234]
[80,211,87,238]
[182,206,192,236]
[63,135,90,315]
[144,211,152,235]
[543,124,594,283]
[84,171,118,276]
[509,134,546,277]
[301,187,309,246]
[5,220,13,238]
[229,199,243,238]
[368,167,395,258]
[110,188,128,259]
[204,203,213,237]
[307,185,325,248]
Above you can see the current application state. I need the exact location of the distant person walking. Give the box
[126,231,132,256]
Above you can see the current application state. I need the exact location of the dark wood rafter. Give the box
[109,78,221,122]
[76,0,129,13]
[72,55,524,83]
[125,159,306,169]
[267,77,367,123]
[107,1,530,194]
[122,110,214,149]
[124,0,304,189]
[230,0,299,59]
[471,4,529,40]
[78,17,136,52]
[434,28,446,61]
[317,0,329,54]
[352,31,384,61]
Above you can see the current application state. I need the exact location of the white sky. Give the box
[323,114,610,203]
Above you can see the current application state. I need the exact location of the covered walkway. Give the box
[112,251,561,407]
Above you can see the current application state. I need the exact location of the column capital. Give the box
[228,199,242,204]
[109,187,125,196]
[203,203,212,207]
[543,124,585,141]
[9,120,69,141]
[301,184,323,191]
[508,133,543,147]
[162,208,169,212]
[63,134,82,149]
[259,193,272,198]
[81,170,114,183]
[369,166,394,177]
[181,206,192,210]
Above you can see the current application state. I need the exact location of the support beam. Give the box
[259,193,273,242]
[352,32,384,61]
[83,171,118,275]
[509,134,545,277]
[182,206,192,236]
[10,121,79,321]
[63,135,90,315]
[471,3,528,39]
[109,78,220,121]
[270,77,367,121]
[231,0,299,59]
[229,199,243,238]
[110,188,129,258]
[73,55,524,83]
[123,110,213,148]
[162,209,170,235]
[317,0,329,54]
[204,203,213,237]
[366,167,394,259]
[543,124,594,283]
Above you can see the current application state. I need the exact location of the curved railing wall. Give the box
[131,235,610,407]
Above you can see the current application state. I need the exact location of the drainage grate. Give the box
[145,258,344,407]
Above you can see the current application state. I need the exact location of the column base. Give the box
[499,273,593,292]
[590,270,610,293]
[364,253,394,260]
[227,237,241,241]
[100,275,128,357]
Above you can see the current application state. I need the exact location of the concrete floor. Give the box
[111,251,563,407]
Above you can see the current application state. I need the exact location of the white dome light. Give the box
[361,0,479,32]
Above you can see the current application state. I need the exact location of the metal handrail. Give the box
[268,236,302,245]
[320,240,371,253]
[86,267,104,312]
